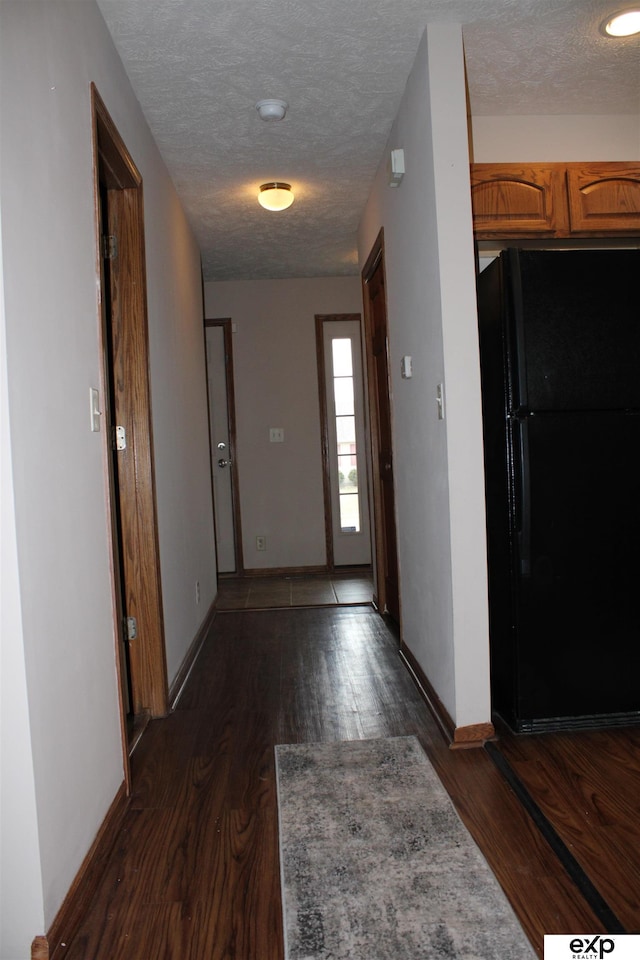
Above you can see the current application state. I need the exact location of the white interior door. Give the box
[206,324,237,573]
[322,318,372,566]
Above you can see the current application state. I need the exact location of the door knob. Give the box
[218,458,231,468]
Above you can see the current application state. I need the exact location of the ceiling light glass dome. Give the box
[258,182,294,211]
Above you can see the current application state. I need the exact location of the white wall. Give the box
[471,114,640,161]
[1,211,46,959]
[358,24,490,729]
[145,184,216,683]
[0,1,215,949]
[204,277,362,571]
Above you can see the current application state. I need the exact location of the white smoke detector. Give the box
[256,99,288,121]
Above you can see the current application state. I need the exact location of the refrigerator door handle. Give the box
[515,418,532,577]
[506,247,529,413]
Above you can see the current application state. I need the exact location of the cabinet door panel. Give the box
[470,163,568,238]
[566,163,640,233]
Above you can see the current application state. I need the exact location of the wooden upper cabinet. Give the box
[470,164,567,237]
[470,162,640,239]
[566,163,640,234]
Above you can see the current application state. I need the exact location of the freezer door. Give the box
[506,249,640,413]
[507,412,640,727]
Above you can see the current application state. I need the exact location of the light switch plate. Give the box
[89,387,101,432]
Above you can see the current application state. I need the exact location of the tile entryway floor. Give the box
[215,571,373,610]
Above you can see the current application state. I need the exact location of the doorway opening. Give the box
[205,318,243,576]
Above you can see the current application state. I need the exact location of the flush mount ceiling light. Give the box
[258,182,294,211]
[601,8,640,35]
[256,99,288,121]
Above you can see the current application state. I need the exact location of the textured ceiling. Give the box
[96,0,640,281]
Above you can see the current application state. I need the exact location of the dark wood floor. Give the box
[54,605,640,959]
[215,571,373,609]
[494,721,640,934]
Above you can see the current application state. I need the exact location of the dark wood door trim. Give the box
[361,229,400,622]
[204,318,244,576]
[91,85,168,732]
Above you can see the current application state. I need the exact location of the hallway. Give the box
[54,605,638,959]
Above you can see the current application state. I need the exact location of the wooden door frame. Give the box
[361,229,398,618]
[204,317,244,576]
[91,85,168,749]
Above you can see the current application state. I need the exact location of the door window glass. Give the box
[332,338,360,532]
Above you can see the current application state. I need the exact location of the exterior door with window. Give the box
[205,320,242,574]
[320,317,371,567]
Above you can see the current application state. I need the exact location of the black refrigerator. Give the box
[477,248,640,733]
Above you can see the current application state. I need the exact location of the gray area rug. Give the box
[275,736,536,960]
